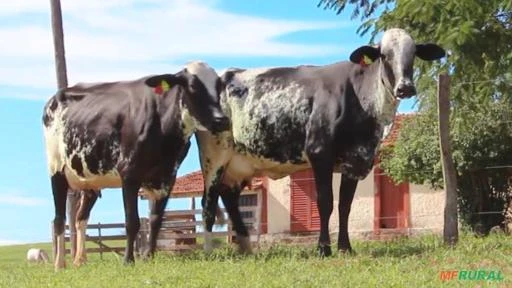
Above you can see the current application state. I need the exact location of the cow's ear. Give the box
[416,43,446,61]
[349,45,380,64]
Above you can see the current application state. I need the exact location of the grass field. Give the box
[0,233,510,288]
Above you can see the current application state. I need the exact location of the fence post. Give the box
[437,73,458,246]
[138,218,149,255]
[67,190,78,258]
[98,222,102,260]
[50,0,68,262]
[51,222,56,261]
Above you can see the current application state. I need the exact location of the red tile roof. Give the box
[381,113,414,147]
[172,171,265,196]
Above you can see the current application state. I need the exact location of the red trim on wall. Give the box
[261,177,269,234]
[402,181,410,229]
[374,166,382,234]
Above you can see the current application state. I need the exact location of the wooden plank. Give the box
[159,228,258,240]
[65,223,125,230]
[162,206,256,217]
[166,244,199,250]
[65,247,125,254]
[158,231,234,239]
[160,217,258,229]
[64,235,126,242]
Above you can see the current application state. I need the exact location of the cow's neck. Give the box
[357,60,399,127]
[376,64,399,126]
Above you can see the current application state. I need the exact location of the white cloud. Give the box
[0,0,351,96]
[0,193,48,207]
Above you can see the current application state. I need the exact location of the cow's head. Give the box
[349,28,446,99]
[144,61,230,133]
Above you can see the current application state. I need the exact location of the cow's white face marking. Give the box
[380,28,416,96]
[180,104,207,142]
[185,61,218,97]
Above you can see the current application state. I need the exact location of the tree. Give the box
[319,0,512,233]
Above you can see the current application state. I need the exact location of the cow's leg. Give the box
[122,180,141,265]
[201,186,220,253]
[220,188,252,254]
[73,189,99,267]
[144,193,169,259]
[305,113,335,257]
[51,172,69,271]
[309,158,334,257]
[338,174,358,253]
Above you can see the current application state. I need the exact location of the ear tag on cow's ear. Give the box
[360,55,373,67]
[161,80,170,92]
[154,80,171,95]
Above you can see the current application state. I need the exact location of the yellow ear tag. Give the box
[360,54,373,66]
[161,80,170,92]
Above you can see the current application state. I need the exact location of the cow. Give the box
[196,28,446,256]
[42,61,230,271]
[26,248,49,263]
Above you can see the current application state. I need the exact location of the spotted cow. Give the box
[197,29,446,255]
[42,61,230,270]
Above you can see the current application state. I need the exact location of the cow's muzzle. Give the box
[211,115,230,133]
[395,83,417,99]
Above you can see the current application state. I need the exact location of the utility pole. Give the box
[437,73,458,246]
[50,0,78,260]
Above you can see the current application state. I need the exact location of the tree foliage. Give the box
[319,0,512,232]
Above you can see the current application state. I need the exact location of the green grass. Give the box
[0,233,510,288]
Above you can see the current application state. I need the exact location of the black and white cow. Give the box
[197,28,445,255]
[42,61,230,270]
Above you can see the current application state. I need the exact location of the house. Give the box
[167,114,445,242]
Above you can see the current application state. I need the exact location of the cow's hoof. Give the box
[54,261,66,272]
[72,258,86,267]
[142,250,154,261]
[338,247,356,255]
[317,244,332,257]
[237,236,253,255]
[203,233,214,253]
[123,256,135,266]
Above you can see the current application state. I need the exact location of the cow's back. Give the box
[221,67,315,165]
[42,79,156,190]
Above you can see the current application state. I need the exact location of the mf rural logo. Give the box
[440,270,504,281]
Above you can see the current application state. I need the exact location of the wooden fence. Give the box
[156,206,261,251]
[58,205,261,256]
[62,219,149,258]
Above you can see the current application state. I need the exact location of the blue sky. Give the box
[0,0,414,245]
